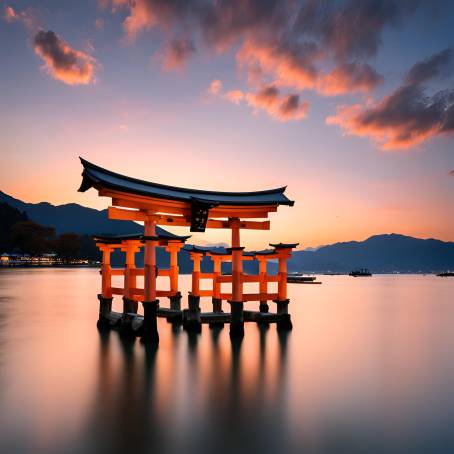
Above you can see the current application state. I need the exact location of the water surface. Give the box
[0,269,453,453]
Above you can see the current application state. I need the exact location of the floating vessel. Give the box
[287,273,321,284]
[437,271,454,277]
[349,268,372,277]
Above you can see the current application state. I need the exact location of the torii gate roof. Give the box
[78,158,294,207]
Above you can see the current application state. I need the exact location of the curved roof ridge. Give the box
[79,156,293,198]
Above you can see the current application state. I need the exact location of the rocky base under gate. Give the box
[97,295,293,343]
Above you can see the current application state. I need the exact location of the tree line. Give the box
[0,202,100,262]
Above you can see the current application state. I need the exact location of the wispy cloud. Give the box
[95,18,104,30]
[405,48,453,85]
[3,5,39,30]
[208,79,222,95]
[209,81,309,121]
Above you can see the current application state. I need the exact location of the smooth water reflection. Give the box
[0,269,453,454]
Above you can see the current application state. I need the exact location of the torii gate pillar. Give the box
[141,219,159,343]
[229,218,244,338]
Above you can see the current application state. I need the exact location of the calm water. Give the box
[0,269,453,454]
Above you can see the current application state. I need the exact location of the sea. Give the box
[0,269,453,454]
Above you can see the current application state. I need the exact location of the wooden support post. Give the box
[277,251,288,301]
[100,245,114,299]
[184,251,202,332]
[274,299,293,331]
[165,242,183,314]
[141,300,160,342]
[169,292,182,311]
[191,252,202,297]
[97,294,113,329]
[258,257,269,313]
[166,242,180,295]
[122,240,140,314]
[185,294,201,332]
[144,219,157,301]
[212,256,222,312]
[230,218,244,338]
[96,244,115,328]
[275,248,292,331]
[142,219,159,344]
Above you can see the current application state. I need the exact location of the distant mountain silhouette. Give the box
[0,191,247,273]
[288,234,454,273]
[1,190,145,236]
[1,191,452,273]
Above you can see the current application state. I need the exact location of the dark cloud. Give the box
[108,0,419,95]
[33,30,96,85]
[106,0,454,136]
[161,38,196,70]
[245,84,310,121]
[109,0,421,61]
[405,48,453,85]
[449,170,454,176]
[197,0,285,51]
[327,76,454,149]
[328,48,454,149]
[293,0,420,61]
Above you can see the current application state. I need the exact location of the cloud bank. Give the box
[105,0,426,123]
[107,0,452,147]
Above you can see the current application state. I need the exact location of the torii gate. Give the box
[78,158,294,342]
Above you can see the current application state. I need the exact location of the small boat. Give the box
[287,273,321,284]
[437,271,454,277]
[349,268,372,277]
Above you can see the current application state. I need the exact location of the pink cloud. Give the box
[33,30,97,85]
[3,5,38,29]
[327,50,454,150]
[211,81,309,121]
[318,63,384,95]
[237,39,320,92]
[246,85,309,121]
[224,90,244,104]
[326,87,454,150]
[209,79,222,95]
[237,40,383,96]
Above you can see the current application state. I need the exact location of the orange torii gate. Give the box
[93,232,189,327]
[78,158,294,342]
[186,243,298,330]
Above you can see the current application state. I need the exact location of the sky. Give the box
[0,0,453,249]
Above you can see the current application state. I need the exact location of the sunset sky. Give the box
[1,0,453,248]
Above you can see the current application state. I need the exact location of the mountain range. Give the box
[1,190,453,273]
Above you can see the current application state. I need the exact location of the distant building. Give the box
[0,251,89,266]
